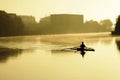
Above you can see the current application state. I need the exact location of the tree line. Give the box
[38,16,113,34]
[0,10,117,36]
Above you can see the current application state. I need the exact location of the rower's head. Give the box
[82,42,84,44]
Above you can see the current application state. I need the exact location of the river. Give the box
[0,32,120,80]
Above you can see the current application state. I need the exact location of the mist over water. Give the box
[0,33,120,80]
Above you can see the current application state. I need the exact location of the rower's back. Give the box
[80,42,86,48]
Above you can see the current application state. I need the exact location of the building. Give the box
[51,14,83,26]
[50,14,84,33]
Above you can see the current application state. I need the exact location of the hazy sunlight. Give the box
[0,0,120,22]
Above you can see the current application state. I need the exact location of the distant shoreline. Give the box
[0,32,111,38]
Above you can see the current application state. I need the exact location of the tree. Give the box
[0,10,14,36]
[115,15,120,33]
[0,10,24,36]
[112,15,120,35]
[84,20,101,32]
[100,19,113,31]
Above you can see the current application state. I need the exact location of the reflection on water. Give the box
[0,47,35,63]
[0,36,41,63]
[51,47,87,57]
[115,37,120,52]
[1,33,120,80]
[80,51,86,57]
[0,47,22,62]
[115,37,120,51]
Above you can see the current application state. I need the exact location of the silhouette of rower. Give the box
[80,42,86,57]
[80,42,86,50]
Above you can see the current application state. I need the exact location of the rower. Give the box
[80,42,86,51]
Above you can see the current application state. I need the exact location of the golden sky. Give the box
[0,0,120,23]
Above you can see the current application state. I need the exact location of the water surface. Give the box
[0,33,120,80]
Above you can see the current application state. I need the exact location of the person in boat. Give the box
[79,42,86,57]
[80,42,86,51]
